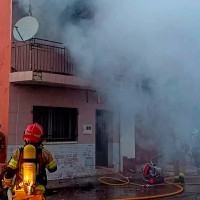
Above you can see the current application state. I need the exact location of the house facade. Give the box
[0,0,157,179]
[0,0,122,180]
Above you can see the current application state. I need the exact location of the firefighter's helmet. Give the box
[23,123,44,144]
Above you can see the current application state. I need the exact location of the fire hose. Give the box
[97,167,184,200]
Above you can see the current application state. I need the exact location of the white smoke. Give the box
[16,0,200,157]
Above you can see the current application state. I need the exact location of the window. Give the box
[33,106,78,142]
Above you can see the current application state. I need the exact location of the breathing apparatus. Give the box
[23,144,37,195]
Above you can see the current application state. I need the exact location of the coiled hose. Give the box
[97,167,184,200]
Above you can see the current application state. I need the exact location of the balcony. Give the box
[10,38,91,89]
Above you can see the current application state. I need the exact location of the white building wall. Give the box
[113,143,120,170]
[7,144,96,179]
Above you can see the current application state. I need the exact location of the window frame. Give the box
[33,106,78,142]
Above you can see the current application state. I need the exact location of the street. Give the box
[46,177,200,200]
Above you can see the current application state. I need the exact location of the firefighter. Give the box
[190,128,200,175]
[2,123,57,199]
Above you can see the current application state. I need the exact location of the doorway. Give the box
[96,110,113,166]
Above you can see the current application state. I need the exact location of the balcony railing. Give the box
[11,38,75,75]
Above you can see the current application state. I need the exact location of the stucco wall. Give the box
[8,84,120,178]
[8,83,100,179]
[46,144,95,179]
[8,84,104,145]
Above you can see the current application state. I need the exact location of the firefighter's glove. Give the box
[2,177,12,188]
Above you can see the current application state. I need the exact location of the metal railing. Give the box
[11,38,75,75]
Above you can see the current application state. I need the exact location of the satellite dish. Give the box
[13,16,39,41]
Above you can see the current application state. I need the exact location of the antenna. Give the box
[13,16,39,41]
[29,0,32,16]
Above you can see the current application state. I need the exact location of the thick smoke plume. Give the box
[16,0,200,160]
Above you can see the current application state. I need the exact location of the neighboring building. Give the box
[0,0,157,179]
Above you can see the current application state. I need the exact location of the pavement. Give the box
[47,175,100,190]
[46,175,200,200]
[46,164,198,190]
[46,166,144,190]
[46,168,200,200]
[45,164,200,200]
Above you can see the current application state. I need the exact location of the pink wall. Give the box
[8,84,104,145]
[0,0,11,162]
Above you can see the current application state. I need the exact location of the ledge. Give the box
[43,141,78,145]
[10,71,93,90]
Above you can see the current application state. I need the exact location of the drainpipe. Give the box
[15,89,20,145]
[118,78,123,172]
[119,112,122,172]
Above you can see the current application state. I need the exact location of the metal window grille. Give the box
[33,106,78,142]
